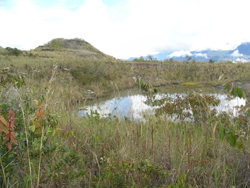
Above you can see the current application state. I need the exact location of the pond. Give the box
[78,85,246,121]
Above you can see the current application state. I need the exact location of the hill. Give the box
[34,38,115,60]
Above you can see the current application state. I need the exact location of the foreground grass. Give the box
[12,108,250,187]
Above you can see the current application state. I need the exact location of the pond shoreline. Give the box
[82,80,250,103]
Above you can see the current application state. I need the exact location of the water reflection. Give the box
[78,86,246,121]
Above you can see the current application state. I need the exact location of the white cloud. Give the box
[233,58,249,63]
[1,0,250,58]
[194,53,208,58]
[231,50,243,57]
[169,51,192,58]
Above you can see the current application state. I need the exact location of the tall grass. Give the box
[40,109,249,187]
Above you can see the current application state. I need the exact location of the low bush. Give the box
[5,47,22,56]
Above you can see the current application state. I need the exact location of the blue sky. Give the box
[1,0,250,59]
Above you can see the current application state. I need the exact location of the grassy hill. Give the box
[34,38,116,60]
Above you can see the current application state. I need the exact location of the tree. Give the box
[209,59,215,63]
[185,55,192,62]
[139,56,145,61]
[146,55,154,61]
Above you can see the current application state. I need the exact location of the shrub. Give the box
[5,47,22,56]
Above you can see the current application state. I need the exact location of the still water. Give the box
[78,85,246,121]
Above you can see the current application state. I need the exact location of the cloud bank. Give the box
[169,51,192,58]
[231,50,243,57]
[1,0,250,59]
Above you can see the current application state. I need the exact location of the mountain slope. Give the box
[237,42,250,55]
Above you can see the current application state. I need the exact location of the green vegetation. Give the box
[4,47,23,56]
[0,38,250,187]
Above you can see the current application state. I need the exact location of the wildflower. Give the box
[188,138,193,142]
[3,110,18,151]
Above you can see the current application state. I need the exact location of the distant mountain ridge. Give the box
[237,42,250,55]
[128,42,250,63]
